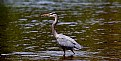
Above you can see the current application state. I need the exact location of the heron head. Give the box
[41,12,57,17]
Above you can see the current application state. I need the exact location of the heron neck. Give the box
[52,16,58,37]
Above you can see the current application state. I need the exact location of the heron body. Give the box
[56,34,82,54]
[42,12,82,55]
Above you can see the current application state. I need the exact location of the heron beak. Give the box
[41,14,49,16]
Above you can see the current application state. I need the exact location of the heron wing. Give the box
[56,34,82,49]
[57,37,75,48]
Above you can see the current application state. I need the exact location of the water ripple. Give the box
[57,22,78,25]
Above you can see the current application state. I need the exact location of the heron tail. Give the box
[74,43,83,50]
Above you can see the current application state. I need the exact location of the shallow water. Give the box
[1,0,121,61]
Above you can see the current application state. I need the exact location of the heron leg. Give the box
[71,49,75,54]
[63,48,66,55]
[61,46,66,55]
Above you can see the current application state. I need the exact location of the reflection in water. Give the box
[1,0,121,61]
[1,51,97,60]
[60,55,74,60]
[0,4,15,54]
[0,3,20,61]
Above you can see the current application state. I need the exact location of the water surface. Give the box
[0,0,121,61]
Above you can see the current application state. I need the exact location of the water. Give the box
[0,0,121,61]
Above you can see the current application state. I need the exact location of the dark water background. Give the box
[0,0,121,61]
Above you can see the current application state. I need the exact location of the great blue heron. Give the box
[41,12,82,55]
